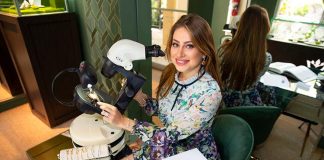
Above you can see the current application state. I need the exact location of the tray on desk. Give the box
[26,134,73,160]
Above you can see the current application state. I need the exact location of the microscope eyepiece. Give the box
[145,44,165,57]
[101,57,118,78]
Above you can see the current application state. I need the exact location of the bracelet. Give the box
[127,118,135,133]
[141,98,147,107]
[134,92,148,107]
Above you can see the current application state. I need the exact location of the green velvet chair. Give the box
[212,114,254,160]
[218,106,281,146]
[275,87,298,111]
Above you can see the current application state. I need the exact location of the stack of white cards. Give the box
[59,144,110,160]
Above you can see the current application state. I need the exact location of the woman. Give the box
[219,5,276,107]
[97,14,223,160]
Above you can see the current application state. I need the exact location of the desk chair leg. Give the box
[300,123,311,157]
[299,122,318,137]
[299,122,305,129]
[320,150,324,160]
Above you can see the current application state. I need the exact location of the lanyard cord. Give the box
[170,70,206,111]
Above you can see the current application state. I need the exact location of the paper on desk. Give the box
[296,81,311,91]
[163,148,207,160]
[260,72,289,89]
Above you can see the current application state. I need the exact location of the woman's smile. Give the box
[175,59,189,66]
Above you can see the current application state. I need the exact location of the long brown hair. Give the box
[157,13,223,100]
[220,5,270,90]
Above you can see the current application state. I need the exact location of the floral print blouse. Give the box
[222,52,276,107]
[131,71,222,160]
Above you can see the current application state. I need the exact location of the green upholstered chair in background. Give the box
[275,87,298,111]
[218,106,281,146]
[212,114,254,160]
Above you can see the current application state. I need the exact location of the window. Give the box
[151,0,188,69]
[269,0,324,47]
[276,0,324,24]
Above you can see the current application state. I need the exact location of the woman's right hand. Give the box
[133,89,148,107]
[97,102,135,132]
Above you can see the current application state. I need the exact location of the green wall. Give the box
[188,0,214,25]
[67,0,152,121]
[67,0,123,98]
[250,0,279,20]
[188,0,229,49]
[119,0,152,121]
[211,0,230,47]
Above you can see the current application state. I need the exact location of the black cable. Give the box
[51,67,79,106]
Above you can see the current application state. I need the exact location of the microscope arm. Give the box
[100,39,164,113]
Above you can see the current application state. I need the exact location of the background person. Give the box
[218,5,276,108]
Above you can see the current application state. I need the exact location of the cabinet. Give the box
[0,0,67,16]
[267,38,324,66]
[0,12,82,127]
[0,29,23,96]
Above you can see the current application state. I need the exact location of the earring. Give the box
[201,56,207,66]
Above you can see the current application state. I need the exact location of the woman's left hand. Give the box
[97,102,127,129]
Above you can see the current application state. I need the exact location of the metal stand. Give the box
[300,122,311,157]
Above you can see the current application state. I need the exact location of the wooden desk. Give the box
[26,134,73,160]
[262,71,324,156]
